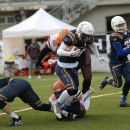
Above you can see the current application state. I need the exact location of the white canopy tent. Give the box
[2,8,76,61]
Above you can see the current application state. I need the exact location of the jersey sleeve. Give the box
[63,34,73,46]
[110,32,123,44]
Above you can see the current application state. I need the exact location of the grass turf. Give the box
[0,72,129,130]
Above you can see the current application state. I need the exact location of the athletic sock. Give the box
[61,110,68,117]
[57,90,70,103]
[10,112,19,119]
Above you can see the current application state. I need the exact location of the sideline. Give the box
[0,91,122,116]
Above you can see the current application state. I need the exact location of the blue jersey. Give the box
[59,30,94,63]
[109,31,130,61]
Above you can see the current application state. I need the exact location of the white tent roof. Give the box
[2,8,76,38]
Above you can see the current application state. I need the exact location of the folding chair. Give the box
[4,61,15,76]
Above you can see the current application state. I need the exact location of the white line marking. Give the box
[91,92,122,98]
[0,108,33,116]
[0,91,122,116]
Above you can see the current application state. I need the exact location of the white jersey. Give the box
[49,90,83,106]
[47,34,59,52]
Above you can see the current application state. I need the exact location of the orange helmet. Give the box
[53,80,66,98]
[57,29,70,44]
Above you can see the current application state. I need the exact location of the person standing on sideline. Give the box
[27,38,41,78]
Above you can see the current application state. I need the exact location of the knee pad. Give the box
[67,89,78,96]
[0,100,7,109]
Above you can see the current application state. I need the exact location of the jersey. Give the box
[109,31,130,61]
[0,78,10,89]
[47,34,59,52]
[58,30,92,63]
[49,90,83,106]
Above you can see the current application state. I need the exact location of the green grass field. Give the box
[0,73,129,130]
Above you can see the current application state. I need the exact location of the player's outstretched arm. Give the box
[89,42,108,63]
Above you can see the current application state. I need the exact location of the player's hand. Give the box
[34,65,40,75]
[68,46,81,57]
[48,59,57,64]
[97,56,108,64]
[60,103,67,110]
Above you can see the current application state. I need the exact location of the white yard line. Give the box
[91,92,122,98]
[0,91,122,116]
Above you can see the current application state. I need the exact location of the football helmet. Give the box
[57,29,70,44]
[76,21,94,42]
[111,16,127,33]
[53,80,66,98]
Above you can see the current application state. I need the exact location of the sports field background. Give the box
[0,72,129,130]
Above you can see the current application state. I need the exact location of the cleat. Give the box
[83,87,95,100]
[7,116,23,126]
[88,87,95,98]
[52,101,62,119]
[119,96,130,107]
[100,76,109,90]
[119,101,130,107]
[88,87,95,94]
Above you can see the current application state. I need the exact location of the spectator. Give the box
[27,38,41,78]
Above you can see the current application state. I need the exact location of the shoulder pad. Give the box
[49,94,57,104]
[110,32,123,43]
[63,34,73,46]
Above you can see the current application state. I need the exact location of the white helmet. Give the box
[111,16,127,33]
[76,21,94,40]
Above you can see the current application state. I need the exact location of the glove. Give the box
[34,65,40,75]
[60,103,67,110]
[97,56,108,64]
[48,59,57,64]
[68,46,81,57]
[67,113,77,120]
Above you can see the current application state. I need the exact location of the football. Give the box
[65,45,79,52]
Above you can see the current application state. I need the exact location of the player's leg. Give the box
[53,64,79,119]
[81,49,92,94]
[0,81,25,126]
[119,61,130,107]
[81,64,92,94]
[19,80,51,111]
[80,88,94,112]
[100,61,122,90]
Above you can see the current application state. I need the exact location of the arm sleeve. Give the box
[74,50,86,72]
[35,43,52,67]
[89,42,100,57]
[57,42,70,56]
[66,101,80,115]
[113,43,130,56]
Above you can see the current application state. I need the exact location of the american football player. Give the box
[0,78,52,126]
[52,21,104,119]
[35,29,70,75]
[49,80,94,120]
[100,16,130,107]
